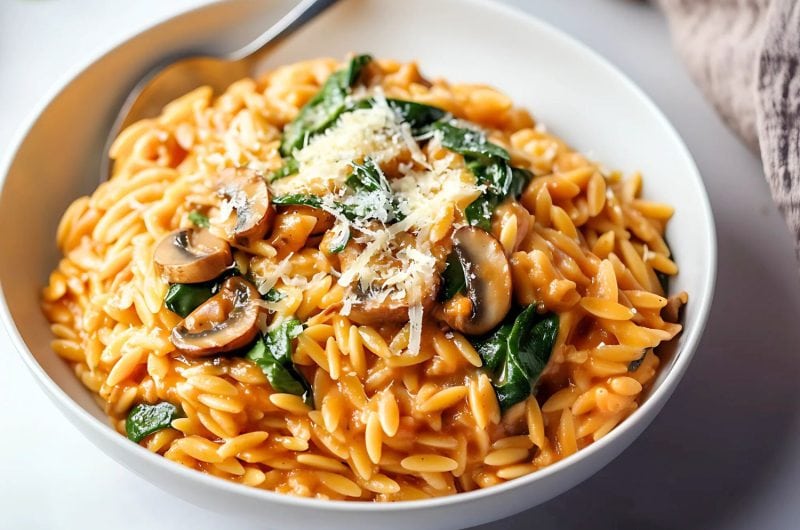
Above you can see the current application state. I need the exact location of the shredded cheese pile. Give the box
[262,97,482,353]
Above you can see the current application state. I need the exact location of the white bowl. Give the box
[0,0,716,528]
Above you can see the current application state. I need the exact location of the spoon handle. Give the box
[227,0,341,62]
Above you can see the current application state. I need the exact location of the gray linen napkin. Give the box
[659,0,800,257]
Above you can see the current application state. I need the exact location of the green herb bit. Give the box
[263,288,286,303]
[187,210,210,228]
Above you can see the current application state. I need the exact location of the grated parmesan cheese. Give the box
[271,103,408,195]
[407,301,423,355]
[264,95,485,348]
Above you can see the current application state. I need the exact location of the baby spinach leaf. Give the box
[345,158,392,193]
[474,321,513,375]
[274,194,361,223]
[433,121,510,161]
[273,193,359,222]
[126,402,181,443]
[472,306,559,411]
[469,160,512,195]
[269,158,299,181]
[187,210,210,228]
[473,320,529,410]
[343,97,446,134]
[440,251,467,301]
[246,319,312,405]
[280,54,372,156]
[494,354,533,411]
[254,352,309,397]
[343,157,406,223]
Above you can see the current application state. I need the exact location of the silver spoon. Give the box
[100,0,339,181]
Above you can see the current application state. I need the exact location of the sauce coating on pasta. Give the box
[42,55,686,500]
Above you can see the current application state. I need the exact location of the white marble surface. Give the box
[1,1,799,529]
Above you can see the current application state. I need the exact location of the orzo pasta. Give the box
[42,54,687,501]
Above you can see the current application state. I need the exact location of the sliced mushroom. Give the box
[170,276,262,356]
[216,168,274,245]
[348,277,441,326]
[154,228,233,284]
[442,226,512,335]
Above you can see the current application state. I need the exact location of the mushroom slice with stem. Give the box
[170,276,263,356]
[154,228,233,284]
[442,226,512,335]
[216,167,274,245]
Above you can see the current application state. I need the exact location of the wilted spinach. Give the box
[346,158,392,193]
[125,402,181,443]
[473,305,559,411]
[280,54,372,156]
[433,121,511,161]
[431,121,531,229]
[385,98,447,134]
[163,268,239,317]
[440,251,467,301]
[246,319,312,405]
[164,283,215,317]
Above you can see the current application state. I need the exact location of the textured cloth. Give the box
[659,0,800,256]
